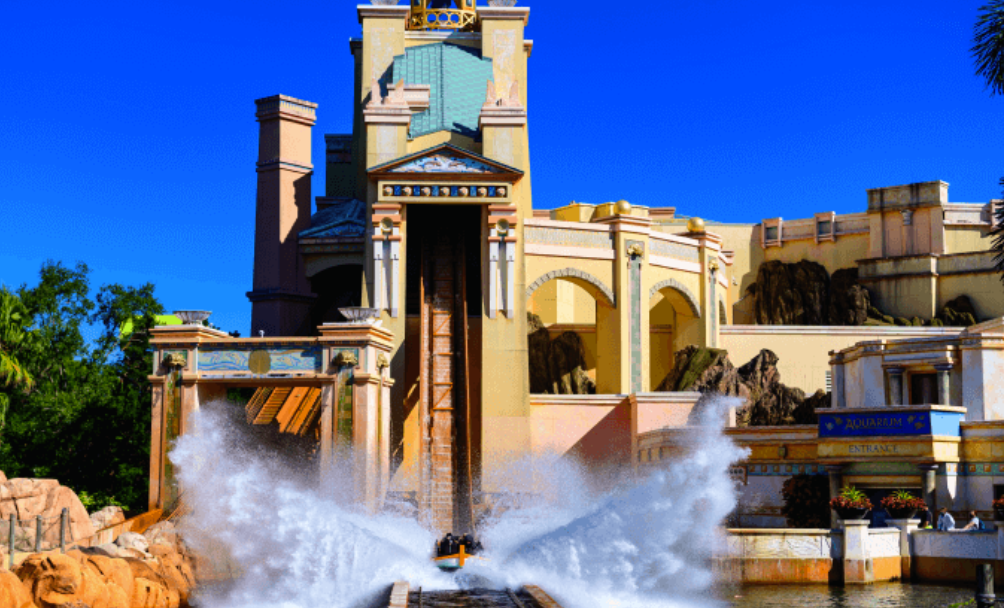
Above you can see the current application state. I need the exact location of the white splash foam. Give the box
[170,397,747,608]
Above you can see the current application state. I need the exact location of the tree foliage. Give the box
[0,286,36,430]
[0,261,164,513]
[780,474,831,529]
[973,0,1004,96]
[993,180,1004,286]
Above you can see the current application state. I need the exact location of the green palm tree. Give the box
[973,3,1004,283]
[0,287,35,430]
[973,1,1004,96]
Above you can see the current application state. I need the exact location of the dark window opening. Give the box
[311,264,363,327]
[910,372,937,405]
[406,204,482,316]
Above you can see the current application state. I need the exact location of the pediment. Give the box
[369,144,522,182]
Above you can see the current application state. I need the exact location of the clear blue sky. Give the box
[1,0,1000,336]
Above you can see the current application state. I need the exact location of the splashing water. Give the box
[171,397,747,608]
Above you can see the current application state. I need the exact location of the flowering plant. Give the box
[880,490,928,512]
[829,486,873,510]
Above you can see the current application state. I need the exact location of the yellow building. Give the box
[148,1,1004,534]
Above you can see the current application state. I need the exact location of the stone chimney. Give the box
[247,95,318,337]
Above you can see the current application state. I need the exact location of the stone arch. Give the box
[649,278,701,318]
[526,268,615,308]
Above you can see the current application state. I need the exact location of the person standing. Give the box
[937,507,956,531]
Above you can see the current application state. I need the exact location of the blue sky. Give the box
[1,0,1000,336]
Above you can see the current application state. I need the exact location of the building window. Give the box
[817,220,832,237]
[764,226,778,241]
[909,373,937,405]
[825,370,832,393]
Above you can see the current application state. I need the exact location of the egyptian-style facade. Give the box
[148,1,1004,533]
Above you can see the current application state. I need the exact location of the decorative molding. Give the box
[649,238,700,262]
[390,152,501,174]
[162,352,187,369]
[649,278,701,318]
[526,268,615,307]
[524,226,614,249]
[334,350,359,368]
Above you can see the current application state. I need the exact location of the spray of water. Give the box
[170,397,747,608]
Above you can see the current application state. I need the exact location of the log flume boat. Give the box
[433,533,484,571]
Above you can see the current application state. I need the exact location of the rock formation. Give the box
[828,268,871,326]
[10,518,195,608]
[656,346,826,427]
[747,260,983,327]
[90,506,126,533]
[0,478,95,548]
[939,295,978,327]
[527,313,596,395]
[747,260,832,325]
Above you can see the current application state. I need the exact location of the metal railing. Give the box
[4,508,72,569]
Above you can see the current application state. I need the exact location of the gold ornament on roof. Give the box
[409,0,479,32]
[687,217,706,234]
[615,200,632,215]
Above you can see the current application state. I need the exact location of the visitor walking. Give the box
[937,507,956,531]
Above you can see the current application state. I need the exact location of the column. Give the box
[842,520,873,584]
[935,364,952,406]
[827,465,844,529]
[832,358,846,408]
[918,464,938,511]
[887,367,904,406]
[886,518,920,581]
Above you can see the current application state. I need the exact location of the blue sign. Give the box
[819,410,962,438]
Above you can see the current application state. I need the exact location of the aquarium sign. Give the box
[819,410,962,438]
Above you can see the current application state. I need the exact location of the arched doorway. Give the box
[649,280,702,391]
[526,269,616,393]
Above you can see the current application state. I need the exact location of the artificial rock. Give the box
[526,313,596,395]
[747,261,876,326]
[0,478,94,548]
[656,346,825,426]
[90,506,126,533]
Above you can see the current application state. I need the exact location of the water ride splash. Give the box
[170,397,746,608]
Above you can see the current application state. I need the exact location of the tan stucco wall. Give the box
[939,273,1004,319]
[762,234,870,276]
[945,225,992,255]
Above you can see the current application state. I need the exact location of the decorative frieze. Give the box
[524,227,613,249]
[650,238,700,262]
[380,184,508,198]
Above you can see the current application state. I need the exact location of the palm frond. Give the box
[973,0,1004,96]
[993,180,1004,286]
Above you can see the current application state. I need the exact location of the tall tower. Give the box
[348,0,531,535]
[248,95,318,336]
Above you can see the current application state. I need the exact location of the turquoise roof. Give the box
[390,43,493,139]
